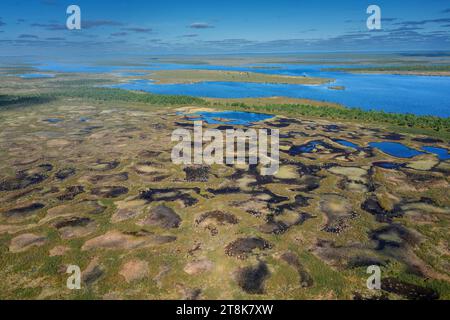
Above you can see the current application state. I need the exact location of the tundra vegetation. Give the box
[0,66,449,300]
[325,65,450,76]
[147,69,332,85]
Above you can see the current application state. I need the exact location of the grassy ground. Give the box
[1,62,449,300]
[151,52,450,67]
[147,69,332,85]
[205,97,345,108]
[0,97,449,300]
[325,65,450,76]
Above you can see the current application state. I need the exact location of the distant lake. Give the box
[20,73,55,79]
[32,62,450,117]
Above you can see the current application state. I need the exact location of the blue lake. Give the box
[20,73,55,79]
[333,139,360,149]
[20,61,450,117]
[421,146,450,160]
[186,111,273,126]
[369,142,424,158]
[107,65,450,117]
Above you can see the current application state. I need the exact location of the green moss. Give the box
[12,287,42,299]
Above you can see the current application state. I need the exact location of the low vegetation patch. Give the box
[1,87,448,139]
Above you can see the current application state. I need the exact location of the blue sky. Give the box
[0,0,449,56]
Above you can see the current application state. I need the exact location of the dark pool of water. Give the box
[44,118,63,123]
[369,142,424,158]
[373,161,406,169]
[289,141,325,155]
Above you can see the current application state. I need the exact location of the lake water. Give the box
[20,73,55,79]
[421,146,450,160]
[20,61,450,117]
[332,139,360,149]
[185,110,273,126]
[369,142,424,158]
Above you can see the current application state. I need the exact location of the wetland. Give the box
[0,54,449,300]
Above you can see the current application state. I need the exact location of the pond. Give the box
[185,111,274,126]
[44,118,63,123]
[333,139,360,149]
[372,162,406,169]
[421,146,450,160]
[369,142,424,158]
[289,140,332,155]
